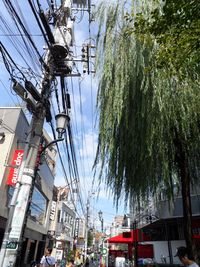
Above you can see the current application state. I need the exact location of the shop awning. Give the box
[107,229,150,244]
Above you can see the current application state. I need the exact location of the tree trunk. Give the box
[174,133,195,259]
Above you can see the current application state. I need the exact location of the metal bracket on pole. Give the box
[41,138,64,153]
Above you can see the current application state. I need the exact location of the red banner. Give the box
[7,150,24,186]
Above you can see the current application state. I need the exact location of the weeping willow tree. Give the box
[95,0,200,259]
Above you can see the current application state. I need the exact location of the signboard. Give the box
[49,201,57,220]
[101,247,108,256]
[55,249,63,261]
[7,150,24,186]
[6,241,18,250]
[74,218,79,238]
[9,179,30,239]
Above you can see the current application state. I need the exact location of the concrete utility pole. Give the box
[84,196,90,260]
[0,1,74,266]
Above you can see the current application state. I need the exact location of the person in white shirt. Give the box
[40,247,56,267]
[175,246,199,267]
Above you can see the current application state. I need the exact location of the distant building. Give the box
[48,186,76,262]
[109,215,124,237]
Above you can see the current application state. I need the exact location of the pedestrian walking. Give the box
[40,247,56,267]
[175,247,199,267]
[85,256,90,267]
[66,259,75,267]
[75,254,83,267]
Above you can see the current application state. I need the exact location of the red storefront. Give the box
[107,229,153,260]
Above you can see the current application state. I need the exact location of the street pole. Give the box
[98,210,103,233]
[133,220,138,267]
[85,197,89,261]
[101,218,104,233]
[98,210,104,267]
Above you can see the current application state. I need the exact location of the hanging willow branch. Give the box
[94,0,200,209]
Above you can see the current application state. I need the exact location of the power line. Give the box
[0,4,42,73]
[0,34,43,36]
[3,0,45,66]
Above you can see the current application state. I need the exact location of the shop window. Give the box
[29,187,47,225]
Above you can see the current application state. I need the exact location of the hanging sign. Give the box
[74,218,79,238]
[50,201,57,220]
[101,247,108,256]
[6,241,18,250]
[7,150,24,186]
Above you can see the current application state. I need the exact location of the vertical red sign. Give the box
[7,150,24,186]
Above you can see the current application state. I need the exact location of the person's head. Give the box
[45,247,53,255]
[69,259,74,265]
[175,247,192,265]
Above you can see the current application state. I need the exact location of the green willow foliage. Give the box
[95,0,200,208]
[134,0,200,82]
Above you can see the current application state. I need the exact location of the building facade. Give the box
[48,186,76,262]
[0,107,57,266]
[129,183,200,264]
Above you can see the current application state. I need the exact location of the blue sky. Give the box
[0,0,125,231]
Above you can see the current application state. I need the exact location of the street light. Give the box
[40,113,69,154]
[98,210,104,233]
[132,220,138,267]
[98,210,105,267]
[55,113,70,139]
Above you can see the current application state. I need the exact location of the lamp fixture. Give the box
[55,113,70,139]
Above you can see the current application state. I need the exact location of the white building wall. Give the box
[144,240,186,264]
[0,133,14,184]
[0,133,14,218]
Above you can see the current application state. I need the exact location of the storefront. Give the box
[107,229,153,262]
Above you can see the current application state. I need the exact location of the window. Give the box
[7,186,14,206]
[57,210,61,222]
[29,187,47,225]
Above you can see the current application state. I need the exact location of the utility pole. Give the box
[84,191,96,260]
[85,196,90,260]
[0,1,74,266]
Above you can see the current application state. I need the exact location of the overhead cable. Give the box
[28,0,51,48]
[3,0,45,66]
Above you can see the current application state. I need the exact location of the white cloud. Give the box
[79,130,97,159]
